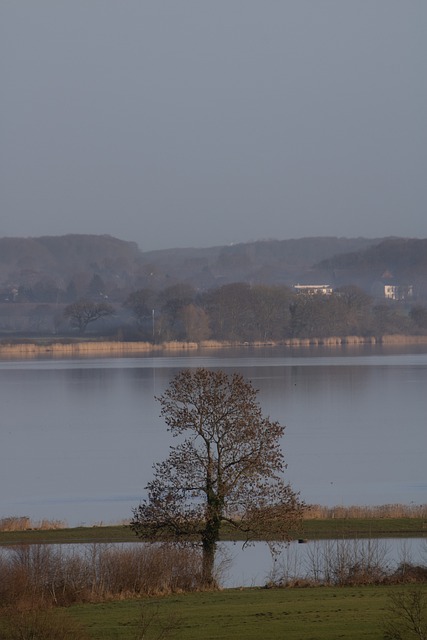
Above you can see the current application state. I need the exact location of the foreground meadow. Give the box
[65,584,427,640]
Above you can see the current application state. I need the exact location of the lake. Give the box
[1,344,426,526]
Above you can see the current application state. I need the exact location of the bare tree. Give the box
[63,299,114,334]
[383,589,427,640]
[130,368,305,587]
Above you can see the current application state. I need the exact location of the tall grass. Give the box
[0,340,201,358]
[2,334,427,359]
[306,503,427,519]
[0,517,67,532]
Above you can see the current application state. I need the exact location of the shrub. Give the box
[0,543,203,608]
[304,539,390,586]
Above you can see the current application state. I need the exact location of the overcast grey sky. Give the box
[1,1,426,251]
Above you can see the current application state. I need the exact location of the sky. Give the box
[1,1,426,252]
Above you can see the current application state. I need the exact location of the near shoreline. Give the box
[1,334,427,358]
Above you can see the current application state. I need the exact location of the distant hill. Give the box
[1,233,425,301]
[316,237,427,295]
[139,236,380,289]
[0,233,141,280]
[0,234,144,301]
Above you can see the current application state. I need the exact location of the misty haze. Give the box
[1,2,426,249]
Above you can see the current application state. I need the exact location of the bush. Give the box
[392,563,427,584]
[304,539,390,586]
[0,543,203,608]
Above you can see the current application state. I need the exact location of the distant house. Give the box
[293,284,333,296]
[383,284,413,301]
[372,271,414,301]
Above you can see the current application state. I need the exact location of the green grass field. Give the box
[66,584,427,640]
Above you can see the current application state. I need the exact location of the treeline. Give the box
[122,283,427,343]
[2,282,427,340]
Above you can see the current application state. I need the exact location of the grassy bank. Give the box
[63,584,427,639]
[0,518,426,546]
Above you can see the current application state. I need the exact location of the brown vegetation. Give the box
[1,334,427,360]
[0,340,200,358]
[0,544,203,609]
[0,517,67,532]
[306,504,427,520]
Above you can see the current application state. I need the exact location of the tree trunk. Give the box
[201,538,217,588]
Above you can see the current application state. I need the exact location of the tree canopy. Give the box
[63,299,114,334]
[131,368,305,586]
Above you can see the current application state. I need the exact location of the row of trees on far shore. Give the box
[74,282,427,338]
[1,281,427,338]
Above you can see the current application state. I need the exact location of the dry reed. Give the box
[0,340,200,358]
[0,518,67,532]
[305,504,427,519]
[1,334,427,359]
[0,543,204,608]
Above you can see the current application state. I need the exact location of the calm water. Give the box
[1,345,426,526]
[220,537,427,587]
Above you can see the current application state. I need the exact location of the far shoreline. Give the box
[1,514,426,546]
[1,334,427,358]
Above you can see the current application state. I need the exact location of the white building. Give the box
[384,284,413,301]
[293,284,333,296]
